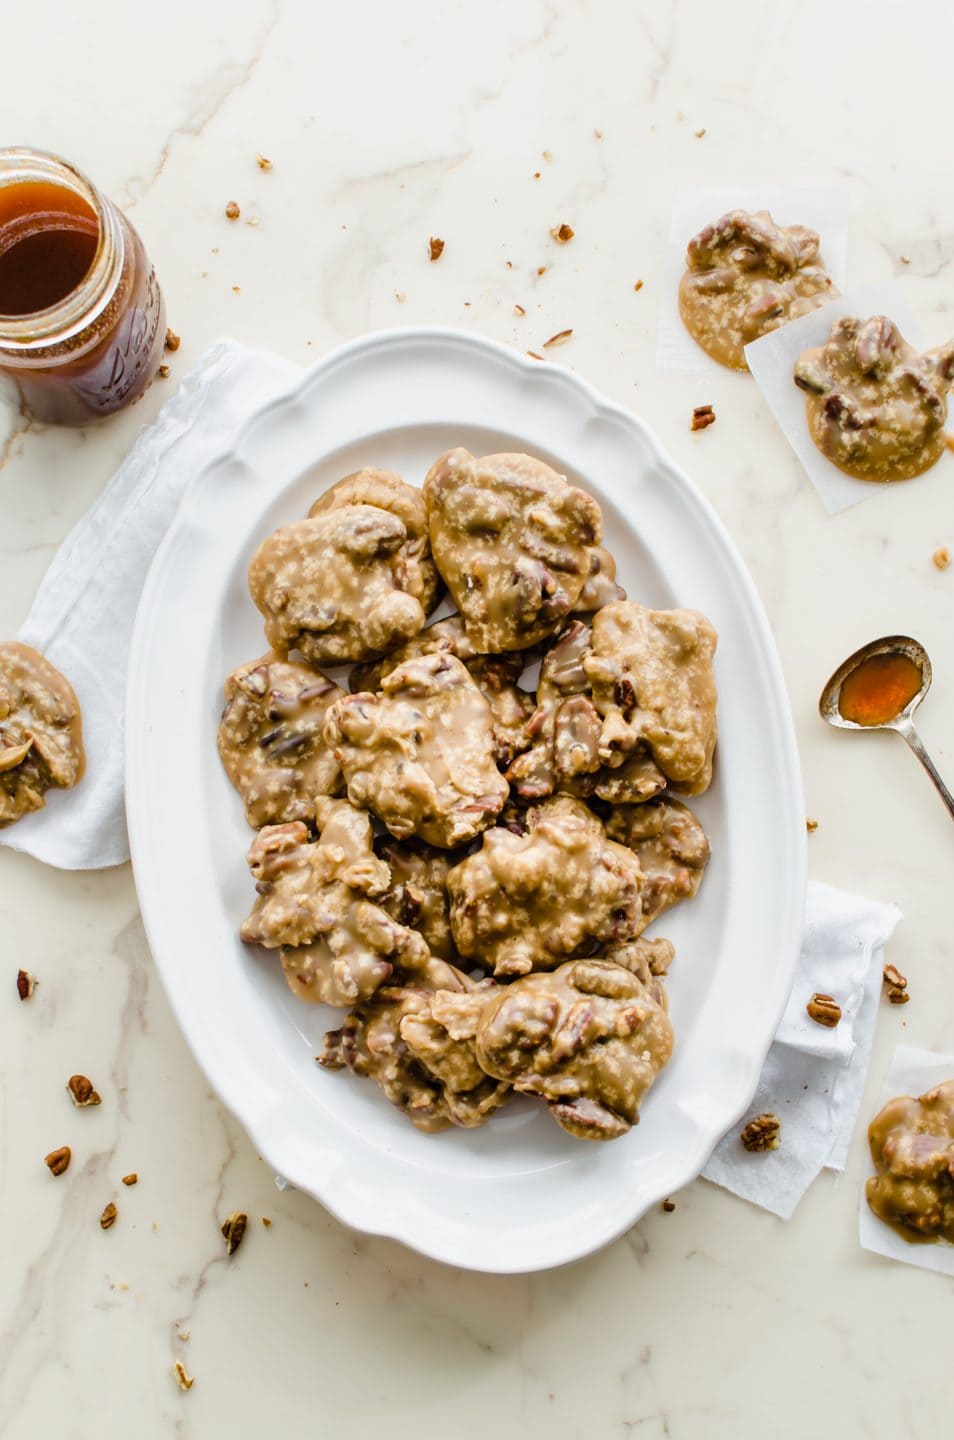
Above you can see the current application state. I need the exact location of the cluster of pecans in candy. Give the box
[221,449,719,1142]
[679,208,838,372]
[794,315,954,483]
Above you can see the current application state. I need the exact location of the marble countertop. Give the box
[3,1,953,1436]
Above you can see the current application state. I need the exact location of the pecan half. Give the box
[806,993,842,1028]
[222,1211,248,1256]
[16,968,36,1000]
[741,1112,781,1152]
[44,1145,71,1176]
[67,1074,101,1108]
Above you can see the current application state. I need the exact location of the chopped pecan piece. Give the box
[691,404,716,431]
[173,1360,194,1391]
[16,968,36,1000]
[100,1202,118,1229]
[883,961,909,1004]
[740,1113,781,1152]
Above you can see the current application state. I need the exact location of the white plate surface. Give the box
[126,327,805,1273]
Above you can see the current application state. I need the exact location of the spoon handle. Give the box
[897,719,954,823]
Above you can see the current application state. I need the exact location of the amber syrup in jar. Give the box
[0,148,165,425]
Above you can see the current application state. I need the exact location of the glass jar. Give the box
[0,147,166,425]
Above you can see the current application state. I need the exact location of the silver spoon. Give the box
[819,635,954,822]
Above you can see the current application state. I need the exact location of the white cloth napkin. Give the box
[703,880,901,1218]
[2,340,299,870]
[858,1044,954,1278]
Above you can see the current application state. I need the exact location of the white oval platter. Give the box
[126,327,805,1273]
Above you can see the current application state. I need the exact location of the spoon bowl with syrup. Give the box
[820,635,954,822]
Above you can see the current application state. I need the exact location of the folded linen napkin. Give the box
[2,341,299,870]
[2,343,902,1216]
[702,881,901,1217]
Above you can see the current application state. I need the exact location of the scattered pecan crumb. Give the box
[178,1330,190,1341]
[232,286,241,294]
[694,127,706,138]
[157,364,171,380]
[533,171,541,180]
[661,1198,676,1212]
[16,968,36,1001]
[122,1173,138,1186]
[67,1074,101,1108]
[550,223,574,244]
[225,201,240,221]
[543,328,573,348]
[691,404,716,431]
[164,327,180,353]
[806,992,842,1028]
[255,153,273,171]
[899,254,910,265]
[806,817,818,832]
[633,279,644,292]
[428,236,445,262]
[945,435,954,453]
[883,962,909,1004]
[245,216,260,228]
[527,351,544,361]
[262,1216,272,1228]
[45,1146,71,1177]
[100,1202,118,1230]
[932,546,950,570]
[514,304,526,317]
[222,1211,248,1256]
[505,260,513,269]
[740,1113,781,1152]
[394,291,406,303]
[594,128,603,139]
[542,150,553,163]
[536,265,547,276]
[173,1360,194,1392]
